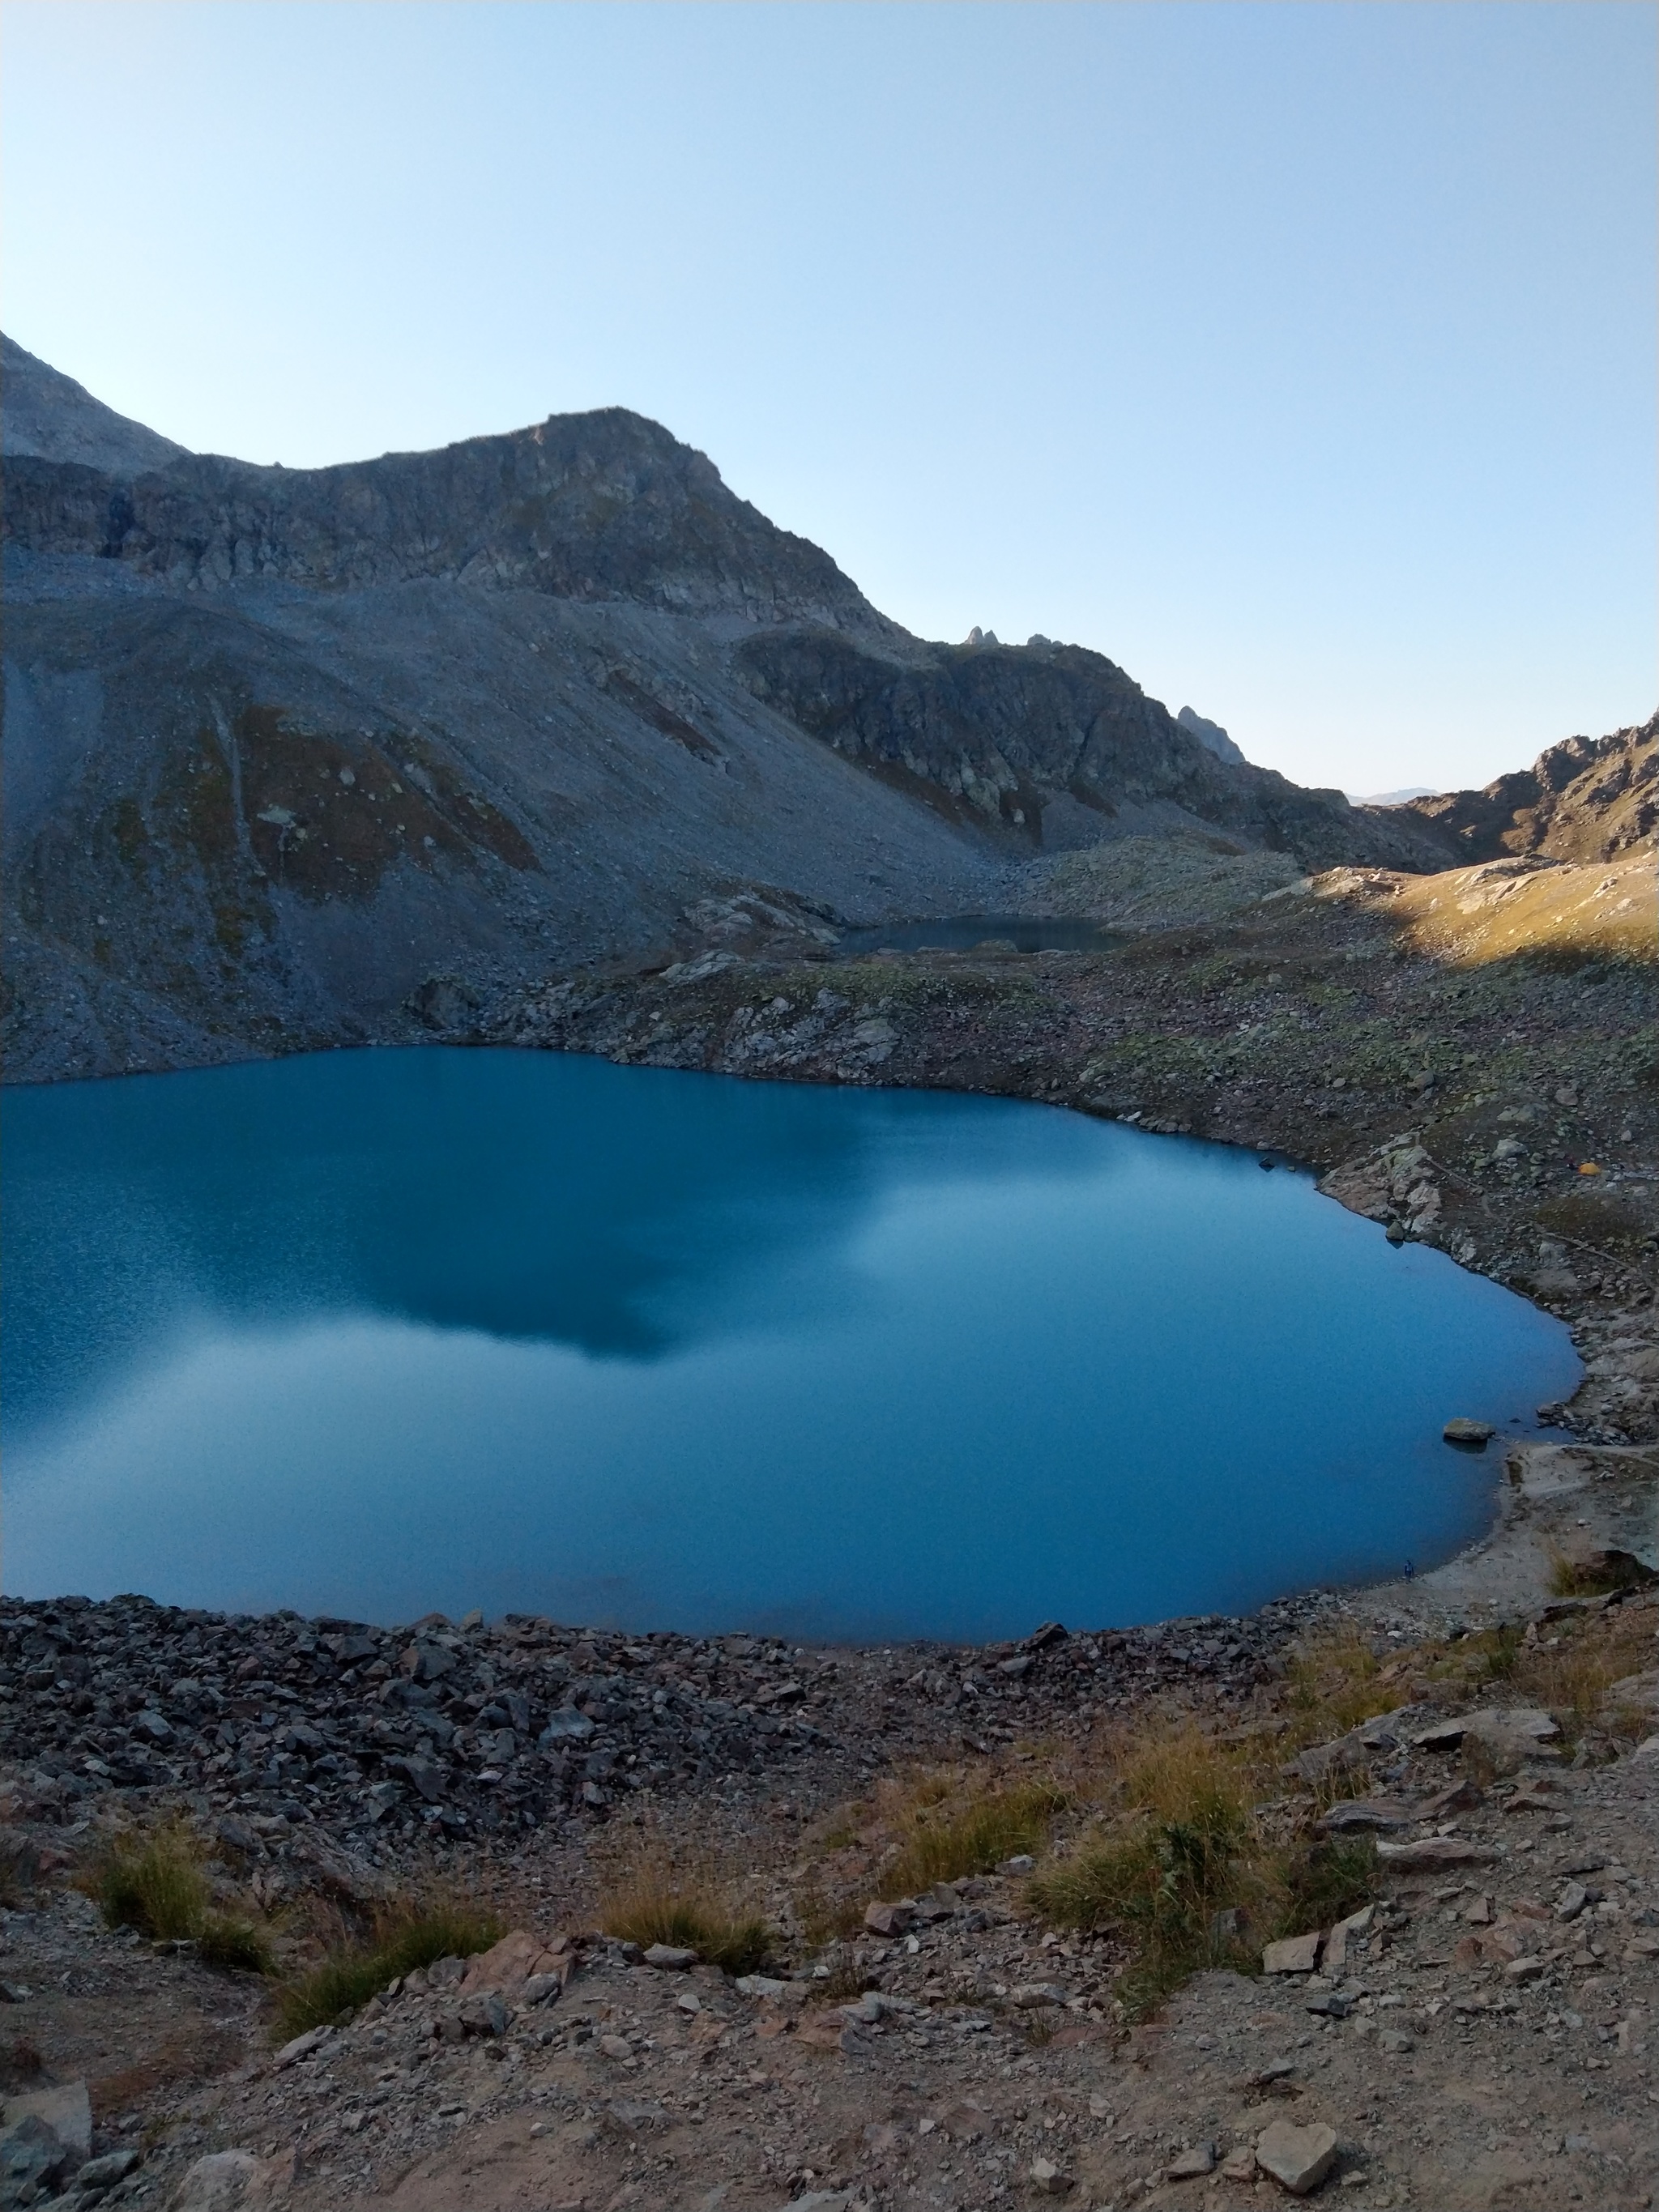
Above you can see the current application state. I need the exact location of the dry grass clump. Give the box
[885,1775,1066,1895]
[1282,1630,1399,1747]
[592,1820,772,1975]
[599,1870,771,1975]
[80,1819,271,1975]
[1029,1718,1375,2017]
[273,1898,503,2039]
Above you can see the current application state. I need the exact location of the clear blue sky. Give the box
[3,2,1653,794]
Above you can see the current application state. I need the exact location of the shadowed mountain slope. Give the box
[2,337,1636,1084]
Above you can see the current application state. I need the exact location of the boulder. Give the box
[0,2113,73,2205]
[1443,1418,1495,1447]
[168,2147,297,2210]
[458,1929,573,2001]
[2,2082,91,2161]
[1261,1933,1321,1975]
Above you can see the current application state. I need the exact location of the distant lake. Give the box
[1,1048,1579,1640]
[835,914,1125,956]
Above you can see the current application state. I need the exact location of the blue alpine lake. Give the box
[1,1047,1580,1641]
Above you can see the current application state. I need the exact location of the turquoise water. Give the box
[1,1048,1579,1640]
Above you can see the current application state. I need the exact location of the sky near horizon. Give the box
[2,2,1653,795]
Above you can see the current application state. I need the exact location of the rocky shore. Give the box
[4,1566,1658,2212]
[0,1596,1319,1868]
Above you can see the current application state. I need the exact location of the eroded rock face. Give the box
[731,626,1449,873]
[1401,715,1659,865]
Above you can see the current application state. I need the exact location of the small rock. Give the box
[1418,1778,1484,1818]
[272,2027,331,2070]
[1443,1418,1495,1446]
[78,2148,143,2190]
[1220,2147,1258,2181]
[1318,1798,1415,1833]
[1009,1983,1070,2008]
[1261,1933,1322,1975]
[642,1943,699,1969]
[1504,1955,1546,1982]
[1376,1837,1498,1870]
[1028,2154,1073,2194]
[1555,1882,1589,1922]
[597,2034,633,2061]
[1166,2141,1217,2178]
[1376,2028,1414,2055]
[863,1900,914,1937]
[1255,2118,1340,2196]
[457,1990,509,2035]
[1320,1906,1373,1975]
[537,1707,596,1745]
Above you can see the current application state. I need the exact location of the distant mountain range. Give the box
[2,332,1651,1082]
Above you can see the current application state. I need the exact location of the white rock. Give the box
[168,2148,296,2210]
[1,2083,91,2160]
[1261,1933,1321,1975]
[1028,2154,1073,2193]
[1255,2118,1339,2195]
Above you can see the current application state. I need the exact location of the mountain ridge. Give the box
[2,336,1648,1085]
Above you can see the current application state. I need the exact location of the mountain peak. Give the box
[1,332,189,478]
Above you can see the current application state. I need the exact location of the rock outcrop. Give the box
[1176,703,1246,765]
[1401,714,1658,865]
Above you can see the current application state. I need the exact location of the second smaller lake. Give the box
[835,914,1125,956]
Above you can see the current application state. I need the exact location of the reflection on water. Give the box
[1,1048,1580,1639]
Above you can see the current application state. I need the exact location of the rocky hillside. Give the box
[1401,715,1658,865]
[730,627,1448,869]
[0,332,187,477]
[0,335,1606,1085]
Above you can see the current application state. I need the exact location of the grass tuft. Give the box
[599,1876,770,1976]
[1028,1717,1376,2018]
[85,1820,211,1941]
[79,1820,273,1974]
[885,1779,1065,1895]
[273,1900,503,2039]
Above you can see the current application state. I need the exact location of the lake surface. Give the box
[2,1048,1580,1641]
[835,914,1126,956]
